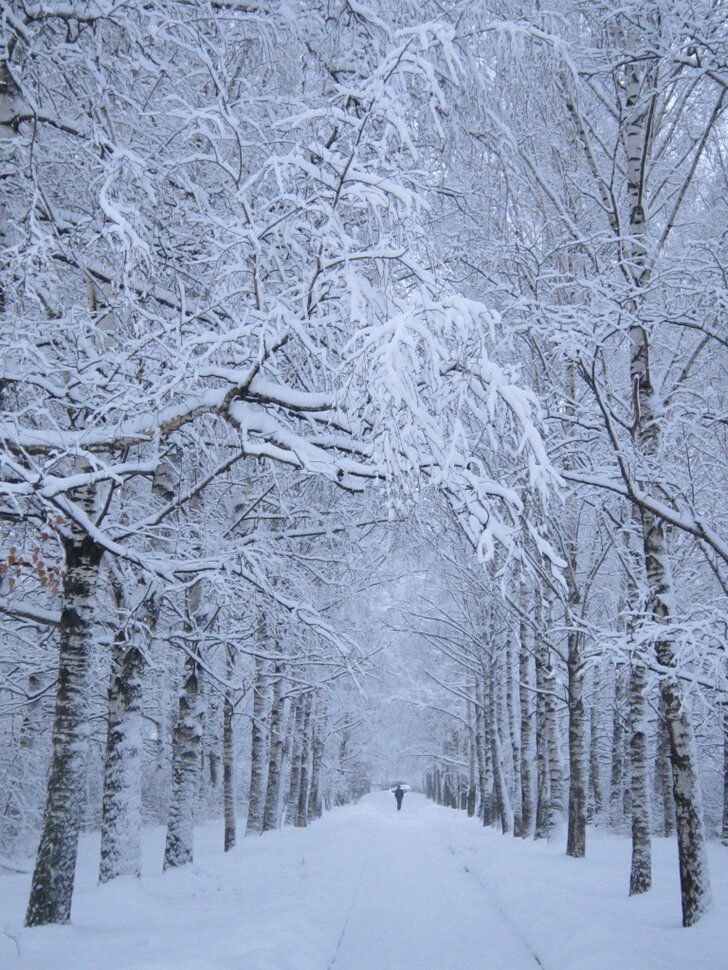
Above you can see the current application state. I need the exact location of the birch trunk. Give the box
[478,675,494,825]
[466,699,477,818]
[284,695,306,823]
[490,669,513,834]
[589,668,604,820]
[722,709,728,847]
[26,507,102,926]
[545,653,563,832]
[566,627,587,857]
[624,38,711,926]
[475,681,488,823]
[534,636,550,840]
[506,639,522,835]
[609,666,627,829]
[246,654,270,835]
[308,726,325,823]
[163,655,204,870]
[653,694,673,837]
[295,693,313,827]
[519,607,535,837]
[0,47,22,318]
[262,665,285,831]
[628,659,651,894]
[99,636,144,883]
[223,682,236,851]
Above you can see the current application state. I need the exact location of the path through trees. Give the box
[1,791,725,970]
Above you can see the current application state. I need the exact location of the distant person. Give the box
[394,784,405,811]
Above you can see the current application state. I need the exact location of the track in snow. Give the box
[6,788,724,970]
[324,792,543,970]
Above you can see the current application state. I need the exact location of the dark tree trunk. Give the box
[26,525,102,926]
[223,681,236,852]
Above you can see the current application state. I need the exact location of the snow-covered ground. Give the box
[1,792,725,970]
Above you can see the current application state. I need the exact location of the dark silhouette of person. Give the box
[394,785,405,811]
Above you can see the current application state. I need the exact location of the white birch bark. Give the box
[466,698,477,818]
[519,601,535,837]
[223,684,236,851]
[284,694,306,824]
[223,645,236,852]
[654,696,674,838]
[628,659,651,895]
[489,666,513,834]
[246,652,271,835]
[475,678,488,823]
[534,634,550,840]
[506,638,522,834]
[624,33,711,925]
[566,624,587,857]
[609,665,627,829]
[98,633,143,883]
[722,708,728,847]
[262,664,286,832]
[163,654,204,870]
[294,693,314,827]
[589,668,604,820]
[308,722,325,823]
[545,650,564,833]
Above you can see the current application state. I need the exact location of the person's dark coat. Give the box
[394,785,405,811]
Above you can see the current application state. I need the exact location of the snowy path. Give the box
[1,791,726,970]
[325,794,540,969]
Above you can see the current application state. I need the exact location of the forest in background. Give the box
[1,0,726,933]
